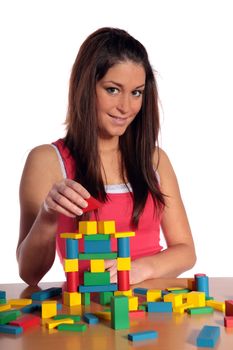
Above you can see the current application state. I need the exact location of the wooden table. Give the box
[0,278,233,349]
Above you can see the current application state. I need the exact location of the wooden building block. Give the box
[8,299,32,307]
[117,270,130,291]
[63,258,79,272]
[45,318,74,329]
[225,300,233,316]
[66,271,79,292]
[163,293,183,308]
[128,296,138,311]
[100,291,114,305]
[186,291,206,307]
[117,237,130,257]
[79,252,117,260]
[79,283,117,293]
[0,324,23,335]
[224,316,233,328]
[60,233,82,239]
[117,257,131,271]
[97,220,116,234]
[84,239,111,253]
[83,313,99,324]
[206,300,225,313]
[113,232,135,238]
[147,290,162,302]
[57,323,87,332]
[128,330,158,342]
[31,287,62,301]
[66,239,78,259]
[90,259,105,272]
[63,291,81,306]
[111,296,129,330]
[147,301,172,313]
[84,271,110,286]
[41,301,57,319]
[9,314,41,330]
[79,221,97,235]
[196,325,220,348]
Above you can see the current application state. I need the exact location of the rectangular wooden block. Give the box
[31,287,62,301]
[79,221,97,235]
[196,325,220,347]
[128,330,158,342]
[79,283,117,293]
[63,258,79,272]
[111,296,129,330]
[117,257,131,271]
[97,220,116,234]
[147,301,172,313]
[84,239,111,253]
[63,291,81,306]
[41,301,57,319]
[84,271,110,286]
[90,259,105,272]
[78,252,117,260]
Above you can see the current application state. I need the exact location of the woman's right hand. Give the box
[43,179,91,218]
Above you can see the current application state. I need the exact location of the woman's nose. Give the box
[116,94,131,114]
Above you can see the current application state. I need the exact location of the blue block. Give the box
[21,303,41,313]
[84,239,111,253]
[161,290,170,297]
[117,237,130,257]
[0,291,6,299]
[0,324,23,335]
[79,283,118,293]
[31,287,62,301]
[147,302,172,313]
[66,239,78,258]
[196,276,209,297]
[128,330,158,342]
[83,313,99,324]
[133,287,148,295]
[57,303,63,311]
[196,325,220,348]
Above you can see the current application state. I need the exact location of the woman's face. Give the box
[96,60,145,140]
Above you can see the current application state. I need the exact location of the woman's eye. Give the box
[132,90,143,97]
[106,87,119,94]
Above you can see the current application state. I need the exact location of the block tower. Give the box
[60,220,135,306]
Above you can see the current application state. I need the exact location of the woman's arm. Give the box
[17,145,90,286]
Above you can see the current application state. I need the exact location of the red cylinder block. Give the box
[66,271,79,292]
[117,270,130,291]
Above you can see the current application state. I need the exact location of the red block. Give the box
[9,315,41,331]
[82,196,102,213]
[117,270,130,291]
[129,310,145,318]
[224,316,233,328]
[225,300,233,316]
[66,271,79,292]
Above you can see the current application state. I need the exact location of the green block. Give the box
[0,299,6,304]
[84,234,110,241]
[171,289,190,294]
[111,296,129,330]
[187,306,214,315]
[138,304,147,311]
[53,314,81,322]
[79,252,117,260]
[206,296,214,300]
[81,292,91,305]
[84,272,110,286]
[57,323,87,332]
[0,310,21,325]
[100,292,114,305]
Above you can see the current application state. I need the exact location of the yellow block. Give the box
[128,296,138,311]
[97,220,116,234]
[113,232,135,238]
[64,258,79,272]
[42,301,57,319]
[60,233,82,239]
[117,257,131,271]
[173,303,194,314]
[95,311,111,320]
[0,303,11,312]
[146,290,162,302]
[63,291,81,306]
[90,259,105,272]
[206,300,225,312]
[186,292,205,307]
[114,290,133,297]
[79,221,97,235]
[46,318,74,329]
[164,293,183,308]
[8,299,32,306]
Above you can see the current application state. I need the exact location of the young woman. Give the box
[17,27,196,286]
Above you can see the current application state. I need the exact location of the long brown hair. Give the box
[65,27,165,227]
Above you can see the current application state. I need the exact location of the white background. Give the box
[0,0,232,283]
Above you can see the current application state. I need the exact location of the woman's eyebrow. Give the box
[104,80,145,89]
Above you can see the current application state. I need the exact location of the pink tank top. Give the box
[52,139,162,274]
